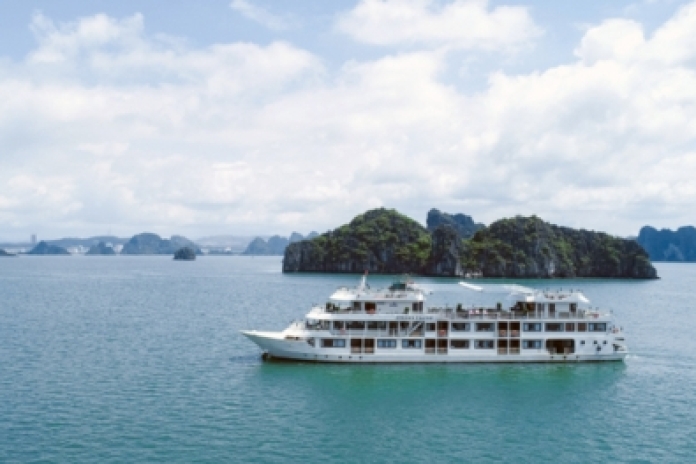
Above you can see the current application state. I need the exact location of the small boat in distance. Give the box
[241,275,628,363]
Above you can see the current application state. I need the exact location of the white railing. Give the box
[308,307,609,320]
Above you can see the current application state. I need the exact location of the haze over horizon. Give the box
[1,0,696,242]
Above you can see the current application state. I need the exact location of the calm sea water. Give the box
[1,257,694,463]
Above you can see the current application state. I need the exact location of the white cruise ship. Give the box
[241,276,628,363]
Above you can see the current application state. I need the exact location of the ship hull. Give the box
[241,331,627,363]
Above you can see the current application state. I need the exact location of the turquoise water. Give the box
[1,257,694,463]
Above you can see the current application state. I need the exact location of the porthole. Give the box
[603,341,607,345]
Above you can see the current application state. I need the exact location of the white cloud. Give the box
[2,4,696,239]
[335,0,541,51]
[230,0,294,31]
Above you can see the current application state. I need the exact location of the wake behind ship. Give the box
[241,276,628,363]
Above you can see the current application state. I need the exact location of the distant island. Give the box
[283,208,658,279]
[637,226,696,262]
[0,248,15,257]
[242,231,318,256]
[121,233,201,255]
[27,241,71,255]
[174,247,196,260]
[86,241,116,255]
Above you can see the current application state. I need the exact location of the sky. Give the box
[1,0,695,241]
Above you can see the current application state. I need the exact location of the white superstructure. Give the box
[241,276,628,363]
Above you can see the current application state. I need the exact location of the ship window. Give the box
[475,323,494,332]
[450,340,469,349]
[546,323,563,332]
[589,323,607,332]
[451,323,470,332]
[402,339,422,349]
[523,323,542,332]
[365,302,377,313]
[522,340,542,349]
[565,323,575,332]
[377,339,397,348]
[347,321,364,330]
[367,321,386,330]
[578,323,587,332]
[426,323,436,331]
[475,340,494,349]
[581,340,585,345]
[321,339,346,348]
[333,321,346,330]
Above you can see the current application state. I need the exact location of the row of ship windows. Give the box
[321,339,565,349]
[321,322,608,332]
[452,322,607,332]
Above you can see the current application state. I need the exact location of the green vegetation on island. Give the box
[284,209,433,273]
[283,208,658,279]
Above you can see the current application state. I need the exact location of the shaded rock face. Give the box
[426,209,484,239]
[27,241,70,255]
[284,209,658,279]
[121,233,199,255]
[174,247,196,260]
[86,242,116,255]
[637,226,696,262]
[424,225,464,276]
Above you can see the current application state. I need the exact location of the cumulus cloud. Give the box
[1,4,696,240]
[335,0,541,51]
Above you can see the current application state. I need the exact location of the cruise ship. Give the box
[241,276,628,363]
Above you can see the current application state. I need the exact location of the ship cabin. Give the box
[297,281,619,357]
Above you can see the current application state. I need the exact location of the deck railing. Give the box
[309,307,608,320]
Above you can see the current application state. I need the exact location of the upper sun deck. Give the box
[329,277,426,304]
[310,279,607,320]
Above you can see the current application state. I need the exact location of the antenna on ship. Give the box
[358,270,369,291]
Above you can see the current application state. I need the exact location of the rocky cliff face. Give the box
[283,209,658,279]
[27,241,71,255]
[637,226,696,262]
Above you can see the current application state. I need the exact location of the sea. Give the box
[1,256,694,463]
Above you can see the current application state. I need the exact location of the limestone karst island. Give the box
[283,208,658,279]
